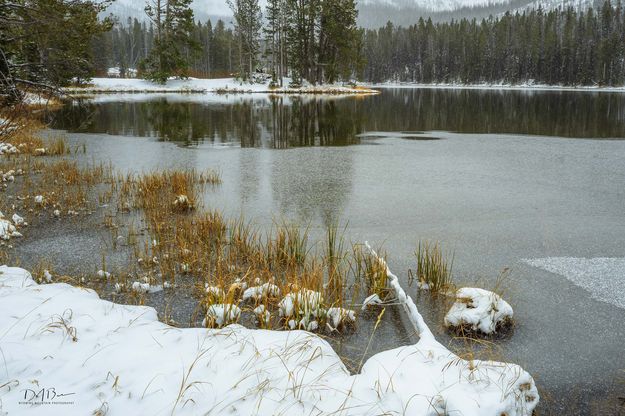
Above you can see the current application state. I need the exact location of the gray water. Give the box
[29,88,625,414]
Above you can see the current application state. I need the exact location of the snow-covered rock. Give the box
[1,169,16,182]
[278,289,324,318]
[253,304,272,326]
[97,270,111,278]
[204,303,241,328]
[242,282,281,301]
[11,213,25,226]
[131,281,162,294]
[444,287,514,335]
[0,266,539,416]
[0,142,19,155]
[0,218,21,240]
[326,307,356,331]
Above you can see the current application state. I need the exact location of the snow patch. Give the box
[65,77,379,95]
[242,282,281,301]
[0,142,19,155]
[444,288,513,334]
[524,257,625,309]
[326,307,356,331]
[278,289,324,318]
[204,303,241,327]
[0,266,539,415]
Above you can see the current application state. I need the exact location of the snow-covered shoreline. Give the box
[374,81,625,93]
[64,77,380,95]
[62,77,625,95]
[0,265,539,415]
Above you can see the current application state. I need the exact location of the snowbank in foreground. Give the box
[0,266,538,415]
[64,77,379,95]
[445,287,514,334]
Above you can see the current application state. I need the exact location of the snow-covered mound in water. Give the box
[445,287,514,334]
[524,257,625,310]
[0,266,538,415]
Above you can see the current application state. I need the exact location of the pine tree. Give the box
[142,0,198,83]
[0,0,112,106]
[228,0,263,80]
[264,0,287,86]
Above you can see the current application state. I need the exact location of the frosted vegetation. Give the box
[0,124,540,414]
[0,265,539,415]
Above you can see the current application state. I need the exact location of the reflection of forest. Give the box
[52,96,366,147]
[269,148,354,226]
[51,89,625,143]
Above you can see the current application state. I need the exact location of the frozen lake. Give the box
[31,88,625,414]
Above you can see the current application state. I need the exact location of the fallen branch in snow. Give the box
[364,241,438,345]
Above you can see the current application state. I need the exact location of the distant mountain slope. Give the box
[103,0,605,28]
[102,0,230,24]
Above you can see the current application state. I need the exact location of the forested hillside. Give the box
[91,0,625,86]
[362,2,625,85]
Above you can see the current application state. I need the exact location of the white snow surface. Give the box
[204,303,242,327]
[278,289,324,317]
[0,265,539,415]
[444,287,514,334]
[66,77,378,95]
[0,218,20,240]
[524,257,625,309]
[242,282,281,301]
[0,143,19,155]
[375,81,625,93]
[326,307,356,330]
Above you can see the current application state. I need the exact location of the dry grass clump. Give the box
[351,243,389,299]
[106,171,369,332]
[5,150,379,335]
[0,117,70,156]
[411,240,454,294]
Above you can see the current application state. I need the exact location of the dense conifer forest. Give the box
[362,2,625,85]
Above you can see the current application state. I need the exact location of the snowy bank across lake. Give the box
[374,81,625,93]
[64,77,379,95]
[0,265,538,415]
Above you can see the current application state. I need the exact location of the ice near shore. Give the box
[0,265,538,415]
[524,256,625,309]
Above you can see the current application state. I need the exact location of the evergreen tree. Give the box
[228,0,263,80]
[142,0,198,83]
[0,0,112,106]
[264,0,287,86]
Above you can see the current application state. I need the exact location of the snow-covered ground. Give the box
[0,265,539,415]
[375,81,625,93]
[524,257,625,309]
[65,77,379,95]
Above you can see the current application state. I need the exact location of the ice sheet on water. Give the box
[523,257,625,309]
